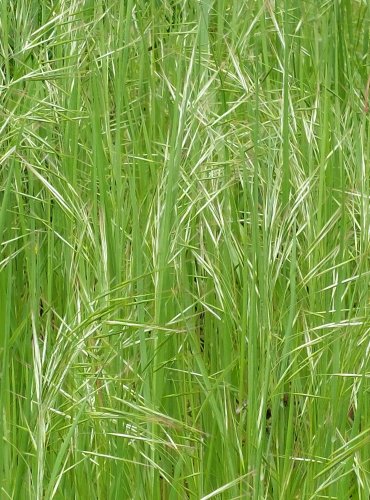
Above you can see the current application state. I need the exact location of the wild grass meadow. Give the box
[0,1,369,498]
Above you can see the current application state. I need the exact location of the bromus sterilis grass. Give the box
[0,1,369,499]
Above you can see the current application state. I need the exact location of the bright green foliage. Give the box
[0,1,369,499]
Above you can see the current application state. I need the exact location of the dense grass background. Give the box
[0,1,369,498]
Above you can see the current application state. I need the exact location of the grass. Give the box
[0,1,369,498]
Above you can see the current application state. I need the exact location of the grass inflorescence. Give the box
[0,1,369,498]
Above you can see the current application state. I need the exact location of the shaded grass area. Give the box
[0,1,369,498]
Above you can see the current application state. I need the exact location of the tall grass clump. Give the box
[0,1,369,498]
